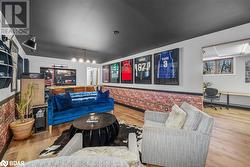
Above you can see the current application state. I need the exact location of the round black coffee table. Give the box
[72,113,119,147]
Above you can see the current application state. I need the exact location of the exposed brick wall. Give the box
[0,98,15,155]
[103,86,203,112]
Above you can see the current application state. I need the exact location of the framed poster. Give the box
[203,58,233,75]
[17,55,23,79]
[40,67,76,87]
[40,68,55,87]
[121,59,133,83]
[203,60,216,74]
[246,60,250,83]
[217,58,233,74]
[54,69,76,86]
[110,63,120,83]
[154,48,179,85]
[10,40,18,92]
[134,55,152,84]
[102,65,110,83]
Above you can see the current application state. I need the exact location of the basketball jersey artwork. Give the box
[102,65,110,83]
[121,59,133,83]
[154,48,179,85]
[157,51,176,79]
[134,55,152,84]
[110,63,120,83]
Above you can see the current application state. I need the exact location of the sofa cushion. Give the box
[165,104,186,129]
[180,102,202,130]
[55,92,72,111]
[53,105,89,120]
[71,146,139,167]
[72,98,96,106]
[70,92,97,106]
[96,90,110,103]
[70,92,97,99]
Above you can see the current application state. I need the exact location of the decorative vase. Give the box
[10,118,35,140]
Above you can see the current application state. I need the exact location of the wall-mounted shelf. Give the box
[0,63,13,67]
[0,41,13,89]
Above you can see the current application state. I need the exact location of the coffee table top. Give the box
[73,113,117,130]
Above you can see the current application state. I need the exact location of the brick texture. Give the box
[0,98,15,154]
[103,86,203,112]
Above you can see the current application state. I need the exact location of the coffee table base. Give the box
[72,120,119,147]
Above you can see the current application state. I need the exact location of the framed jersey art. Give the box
[154,48,179,85]
[110,62,120,83]
[121,59,133,83]
[134,55,152,84]
[102,65,110,83]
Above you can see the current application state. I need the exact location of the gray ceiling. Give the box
[17,0,250,63]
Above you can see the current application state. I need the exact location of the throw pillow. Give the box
[55,92,72,111]
[71,146,139,167]
[180,102,202,130]
[96,90,110,103]
[165,104,187,129]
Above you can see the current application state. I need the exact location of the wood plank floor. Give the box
[3,104,250,167]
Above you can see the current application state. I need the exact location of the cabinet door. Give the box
[21,79,45,106]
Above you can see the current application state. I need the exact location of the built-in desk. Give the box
[219,91,250,109]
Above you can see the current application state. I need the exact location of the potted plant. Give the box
[203,82,212,93]
[10,84,35,140]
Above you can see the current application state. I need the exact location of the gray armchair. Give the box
[142,108,214,167]
[58,133,139,160]
[22,133,140,167]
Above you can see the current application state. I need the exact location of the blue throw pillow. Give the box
[96,90,110,103]
[55,92,72,111]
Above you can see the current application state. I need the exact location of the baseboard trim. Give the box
[0,132,13,161]
[203,102,250,110]
[115,102,145,112]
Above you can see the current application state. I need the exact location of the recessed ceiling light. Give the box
[71,58,77,62]
[86,59,90,63]
[79,58,84,63]
[92,60,96,64]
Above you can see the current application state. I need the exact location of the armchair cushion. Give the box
[144,110,169,123]
[71,147,139,167]
[144,120,165,128]
[180,102,202,130]
[22,156,129,167]
[165,104,186,129]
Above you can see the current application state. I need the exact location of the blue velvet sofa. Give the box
[47,91,114,132]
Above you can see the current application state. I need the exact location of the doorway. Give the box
[87,67,99,86]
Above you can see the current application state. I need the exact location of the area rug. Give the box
[39,120,143,157]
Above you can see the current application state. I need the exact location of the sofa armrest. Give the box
[57,133,82,156]
[47,97,54,125]
[108,98,115,110]
[141,127,211,166]
[144,110,169,123]
[108,97,114,104]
